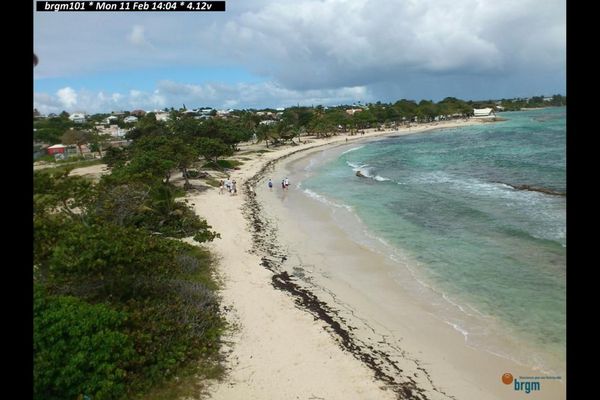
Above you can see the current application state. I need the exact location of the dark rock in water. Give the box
[356,170,365,178]
[497,182,566,196]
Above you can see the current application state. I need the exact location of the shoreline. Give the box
[188,118,565,399]
[256,142,565,398]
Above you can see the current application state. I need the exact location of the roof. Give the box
[473,108,494,115]
[48,144,67,149]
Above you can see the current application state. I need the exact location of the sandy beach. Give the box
[184,119,566,400]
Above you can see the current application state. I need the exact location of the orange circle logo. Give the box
[502,373,513,385]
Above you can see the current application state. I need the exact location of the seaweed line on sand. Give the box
[240,150,458,400]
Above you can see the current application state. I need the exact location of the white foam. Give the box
[374,175,391,182]
[304,158,317,172]
[346,161,391,182]
[302,188,353,212]
[346,161,369,170]
[444,321,469,341]
[341,146,364,155]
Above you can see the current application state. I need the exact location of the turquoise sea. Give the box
[299,108,566,373]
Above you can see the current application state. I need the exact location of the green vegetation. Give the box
[35,157,103,168]
[34,127,225,399]
[202,159,244,171]
[204,177,222,188]
[497,94,566,111]
[34,114,76,144]
[34,288,135,400]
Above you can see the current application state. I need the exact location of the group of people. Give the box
[267,177,290,190]
[219,178,237,196]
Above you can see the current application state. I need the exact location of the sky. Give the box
[33,0,566,114]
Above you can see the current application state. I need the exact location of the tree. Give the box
[254,123,274,147]
[125,113,168,141]
[122,136,181,183]
[196,137,232,164]
[279,124,301,144]
[394,99,418,122]
[35,116,76,144]
[34,169,97,223]
[170,137,199,189]
[61,129,91,156]
[88,132,112,157]
[102,146,129,169]
[417,100,437,122]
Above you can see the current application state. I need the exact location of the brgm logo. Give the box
[502,372,541,394]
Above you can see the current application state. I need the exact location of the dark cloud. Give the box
[34,0,565,111]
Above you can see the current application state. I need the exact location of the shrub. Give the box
[34,286,135,400]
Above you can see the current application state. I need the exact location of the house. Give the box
[95,124,127,138]
[259,120,277,126]
[68,113,87,123]
[123,116,138,124]
[130,109,146,117]
[103,115,118,124]
[216,109,234,117]
[47,144,67,155]
[256,111,274,117]
[106,140,131,148]
[155,112,171,122]
[473,108,496,117]
[346,108,363,115]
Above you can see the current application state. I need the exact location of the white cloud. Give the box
[207,0,565,90]
[128,25,148,46]
[33,81,369,114]
[56,87,78,108]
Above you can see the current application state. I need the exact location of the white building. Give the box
[96,124,128,138]
[155,112,171,122]
[69,113,87,123]
[473,108,496,117]
[103,115,118,124]
[123,116,138,124]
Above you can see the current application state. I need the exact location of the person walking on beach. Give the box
[268,179,273,191]
[284,177,289,189]
[231,180,237,196]
[281,180,285,190]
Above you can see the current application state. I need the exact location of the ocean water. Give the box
[299,108,566,374]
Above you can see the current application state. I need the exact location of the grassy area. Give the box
[202,159,244,170]
[173,186,188,198]
[204,177,221,188]
[238,149,272,155]
[137,362,224,400]
[41,159,104,175]
[134,246,226,400]
[34,154,98,164]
